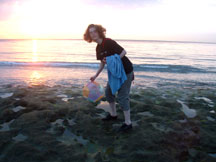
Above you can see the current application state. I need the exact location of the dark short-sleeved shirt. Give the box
[96,38,133,74]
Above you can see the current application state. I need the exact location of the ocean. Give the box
[0,39,216,88]
[1,39,216,161]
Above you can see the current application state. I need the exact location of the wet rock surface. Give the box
[0,84,216,162]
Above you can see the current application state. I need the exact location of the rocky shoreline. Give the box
[0,84,216,162]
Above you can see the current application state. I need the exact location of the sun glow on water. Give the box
[29,70,43,86]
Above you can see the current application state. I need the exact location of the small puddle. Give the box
[12,133,28,142]
[62,97,74,102]
[52,119,64,126]
[57,128,88,146]
[12,106,26,112]
[57,94,75,102]
[138,111,154,117]
[96,113,106,119]
[85,142,104,154]
[67,119,76,125]
[177,100,197,118]
[112,123,122,128]
[96,101,111,113]
[151,123,173,133]
[194,97,214,107]
[132,120,140,127]
[0,119,15,132]
[161,94,168,99]
[206,116,215,122]
[209,153,216,158]
[46,118,76,133]
[179,119,187,123]
[0,93,13,98]
[57,94,68,98]
[210,110,215,114]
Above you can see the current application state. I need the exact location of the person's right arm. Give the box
[90,58,106,82]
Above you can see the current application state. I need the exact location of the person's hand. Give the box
[102,57,106,64]
[90,75,97,82]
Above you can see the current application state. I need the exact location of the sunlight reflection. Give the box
[32,40,38,62]
[30,71,43,85]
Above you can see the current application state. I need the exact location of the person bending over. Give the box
[83,24,134,132]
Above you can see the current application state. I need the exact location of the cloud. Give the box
[0,0,216,40]
[0,0,17,20]
[83,0,159,8]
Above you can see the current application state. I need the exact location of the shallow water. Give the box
[12,106,26,112]
[12,133,28,142]
[210,110,215,113]
[194,96,214,107]
[57,128,88,146]
[177,100,197,118]
[138,111,154,117]
[151,123,173,133]
[0,119,14,132]
[209,153,216,158]
[206,116,215,122]
[96,101,111,113]
[0,92,13,98]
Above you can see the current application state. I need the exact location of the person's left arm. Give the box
[119,49,127,58]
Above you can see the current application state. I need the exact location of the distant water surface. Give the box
[0,39,216,87]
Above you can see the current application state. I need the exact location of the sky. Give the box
[0,0,216,42]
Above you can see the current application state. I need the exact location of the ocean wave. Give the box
[136,64,209,73]
[0,61,214,73]
[0,61,100,68]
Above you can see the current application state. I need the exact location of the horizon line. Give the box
[0,38,215,45]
